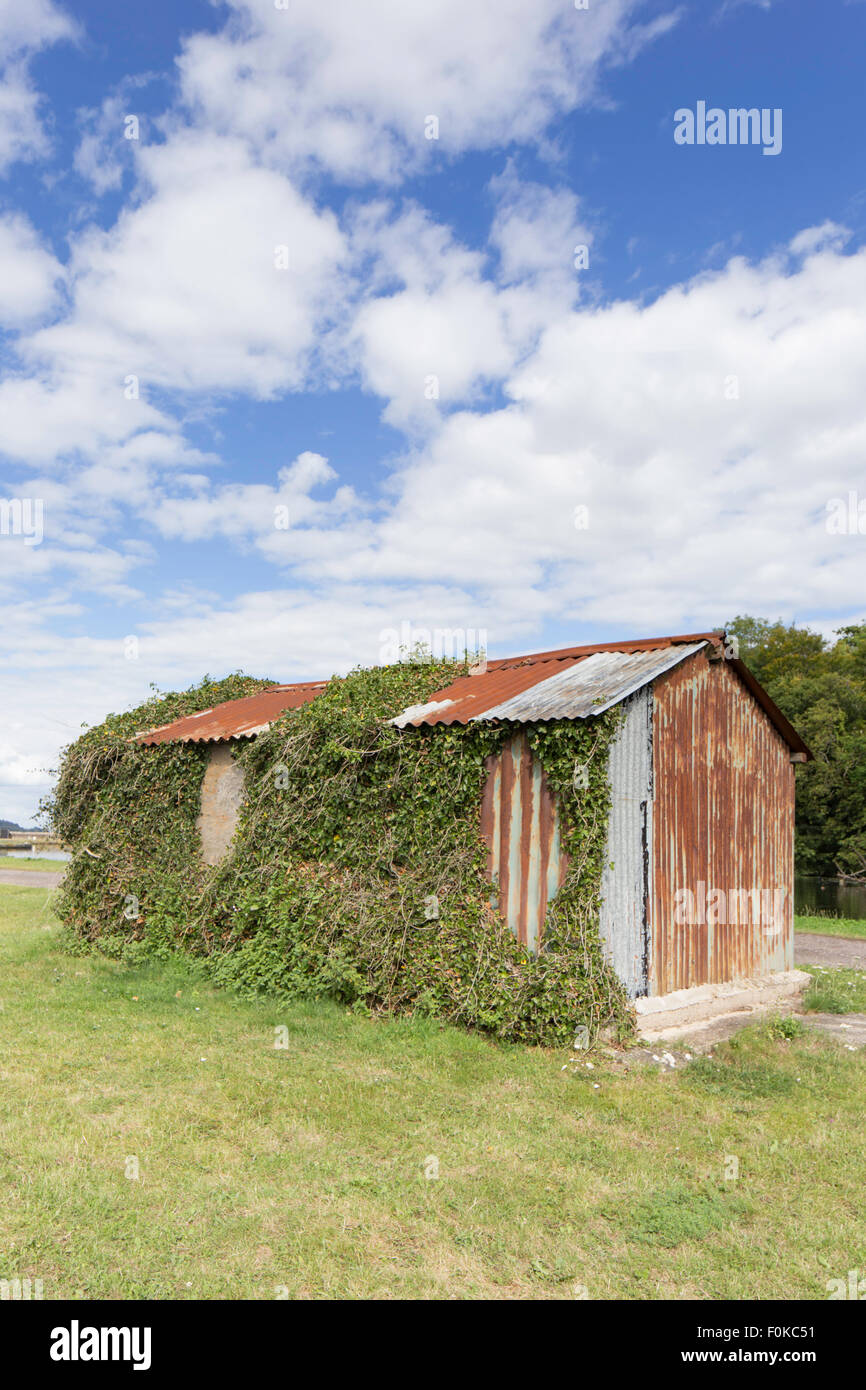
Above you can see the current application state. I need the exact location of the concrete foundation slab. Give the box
[634,969,811,1042]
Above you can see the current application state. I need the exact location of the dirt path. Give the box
[0,869,64,889]
[795,932,866,969]
[802,1013,866,1047]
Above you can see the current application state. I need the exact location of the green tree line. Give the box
[726,616,866,878]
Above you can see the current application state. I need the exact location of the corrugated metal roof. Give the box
[389,658,583,727]
[474,643,708,722]
[130,629,811,758]
[392,635,718,727]
[135,682,326,745]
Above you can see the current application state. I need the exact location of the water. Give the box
[0,848,71,862]
[795,875,866,921]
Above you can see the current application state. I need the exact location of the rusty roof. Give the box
[135,682,327,746]
[461,643,711,722]
[390,632,811,757]
[131,630,811,758]
[391,632,722,728]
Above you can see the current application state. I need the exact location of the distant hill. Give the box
[0,819,26,834]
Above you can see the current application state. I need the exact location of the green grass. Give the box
[0,856,67,872]
[2,882,866,1300]
[618,1185,753,1249]
[795,913,866,941]
[801,965,866,1014]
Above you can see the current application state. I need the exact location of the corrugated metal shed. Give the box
[135,682,326,746]
[129,628,813,1005]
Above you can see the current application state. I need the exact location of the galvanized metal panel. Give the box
[598,688,652,998]
[473,644,708,723]
[480,733,566,951]
[651,652,795,994]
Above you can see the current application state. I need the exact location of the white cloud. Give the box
[349,190,585,428]
[176,0,677,181]
[0,212,63,324]
[0,0,77,174]
[28,133,347,397]
[489,169,592,288]
[238,233,866,637]
[73,79,155,195]
[150,451,359,544]
[788,221,851,258]
[0,371,169,465]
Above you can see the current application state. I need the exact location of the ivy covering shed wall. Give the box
[49,658,632,1046]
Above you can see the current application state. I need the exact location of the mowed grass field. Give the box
[1,882,865,1301]
[0,856,69,872]
[795,913,866,940]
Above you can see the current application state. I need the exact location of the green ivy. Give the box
[50,658,633,1045]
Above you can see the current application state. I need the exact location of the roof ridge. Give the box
[487,631,724,669]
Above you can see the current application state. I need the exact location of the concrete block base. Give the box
[634,969,812,1043]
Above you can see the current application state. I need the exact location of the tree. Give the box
[726,616,866,877]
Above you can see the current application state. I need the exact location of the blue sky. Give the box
[1,0,865,822]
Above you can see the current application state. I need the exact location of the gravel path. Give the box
[0,869,64,889]
[794,932,866,969]
[801,1012,866,1046]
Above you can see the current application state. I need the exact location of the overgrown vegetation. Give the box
[727,616,866,877]
[48,657,630,1046]
[801,965,866,1015]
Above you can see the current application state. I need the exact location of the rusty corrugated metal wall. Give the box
[651,653,795,994]
[480,733,566,951]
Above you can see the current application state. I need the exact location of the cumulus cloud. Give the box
[176,0,677,181]
[0,371,170,465]
[489,168,593,288]
[349,186,587,429]
[73,78,157,195]
[0,213,63,324]
[0,0,77,174]
[199,234,866,638]
[150,451,360,545]
[29,134,347,397]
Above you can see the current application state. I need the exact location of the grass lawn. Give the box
[2,882,865,1301]
[795,913,866,941]
[0,857,67,872]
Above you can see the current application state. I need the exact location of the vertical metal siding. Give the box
[480,733,566,950]
[599,689,652,998]
[651,653,795,994]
